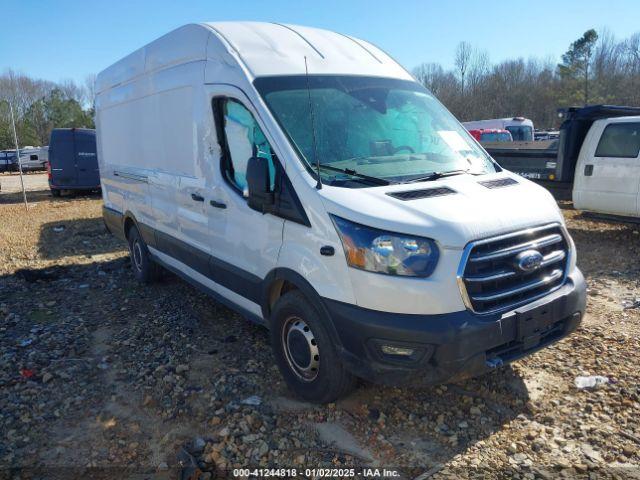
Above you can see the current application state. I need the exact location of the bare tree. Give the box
[0,69,55,117]
[84,74,97,111]
[0,70,94,149]
[455,41,472,95]
[412,63,447,95]
[58,79,85,104]
[624,33,640,104]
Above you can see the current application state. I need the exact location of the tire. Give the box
[127,225,160,283]
[51,189,61,197]
[270,291,355,403]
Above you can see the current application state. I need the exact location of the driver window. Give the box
[222,99,275,196]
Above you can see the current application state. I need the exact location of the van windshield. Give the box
[254,76,498,187]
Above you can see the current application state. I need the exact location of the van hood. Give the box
[318,172,564,249]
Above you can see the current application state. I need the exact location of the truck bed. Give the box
[484,140,558,181]
[484,141,572,200]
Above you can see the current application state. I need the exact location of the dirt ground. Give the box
[0,172,49,195]
[1,173,639,479]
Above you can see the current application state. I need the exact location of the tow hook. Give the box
[486,357,504,368]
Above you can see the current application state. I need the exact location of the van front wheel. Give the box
[270,291,355,403]
[127,225,160,283]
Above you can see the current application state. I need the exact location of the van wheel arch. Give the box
[261,269,342,347]
[123,212,143,242]
[123,216,136,240]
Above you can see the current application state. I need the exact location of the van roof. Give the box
[50,128,96,142]
[50,128,95,134]
[96,22,412,94]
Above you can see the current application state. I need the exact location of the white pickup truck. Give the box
[486,105,640,220]
[572,116,640,218]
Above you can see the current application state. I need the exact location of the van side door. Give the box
[573,119,640,217]
[206,88,285,308]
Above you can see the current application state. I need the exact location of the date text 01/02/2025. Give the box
[231,468,401,477]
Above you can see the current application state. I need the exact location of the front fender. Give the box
[276,220,355,305]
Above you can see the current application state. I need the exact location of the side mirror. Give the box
[246,156,274,212]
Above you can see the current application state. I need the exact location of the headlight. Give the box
[331,215,439,277]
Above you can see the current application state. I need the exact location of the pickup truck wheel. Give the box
[127,226,160,283]
[270,291,355,403]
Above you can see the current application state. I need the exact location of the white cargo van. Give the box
[96,22,586,403]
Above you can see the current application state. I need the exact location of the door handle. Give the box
[584,164,594,176]
[191,193,204,202]
[209,200,227,209]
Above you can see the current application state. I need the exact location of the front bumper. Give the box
[324,269,586,386]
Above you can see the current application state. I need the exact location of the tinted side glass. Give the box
[221,99,275,196]
[505,126,533,142]
[595,123,640,158]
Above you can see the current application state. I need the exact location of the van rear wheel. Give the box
[127,225,160,283]
[270,291,355,403]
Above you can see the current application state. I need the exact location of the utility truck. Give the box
[486,105,640,219]
[96,22,586,402]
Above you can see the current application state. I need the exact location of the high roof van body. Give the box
[96,23,586,402]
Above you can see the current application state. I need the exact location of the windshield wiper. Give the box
[318,164,394,185]
[406,169,471,183]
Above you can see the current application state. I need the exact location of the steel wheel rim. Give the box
[281,316,319,382]
[132,240,143,272]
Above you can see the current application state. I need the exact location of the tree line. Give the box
[0,71,95,150]
[413,29,640,129]
[2,28,640,150]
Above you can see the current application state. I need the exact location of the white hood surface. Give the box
[319,173,563,249]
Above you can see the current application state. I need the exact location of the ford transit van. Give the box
[96,23,586,403]
[48,128,100,196]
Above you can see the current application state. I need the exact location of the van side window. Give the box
[595,123,640,158]
[221,99,275,196]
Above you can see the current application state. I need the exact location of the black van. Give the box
[48,128,99,196]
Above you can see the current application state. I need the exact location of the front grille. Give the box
[458,224,570,314]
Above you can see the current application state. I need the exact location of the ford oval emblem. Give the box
[515,249,544,272]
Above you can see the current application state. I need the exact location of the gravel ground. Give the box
[1,174,639,479]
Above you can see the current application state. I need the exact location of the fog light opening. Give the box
[381,345,415,357]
